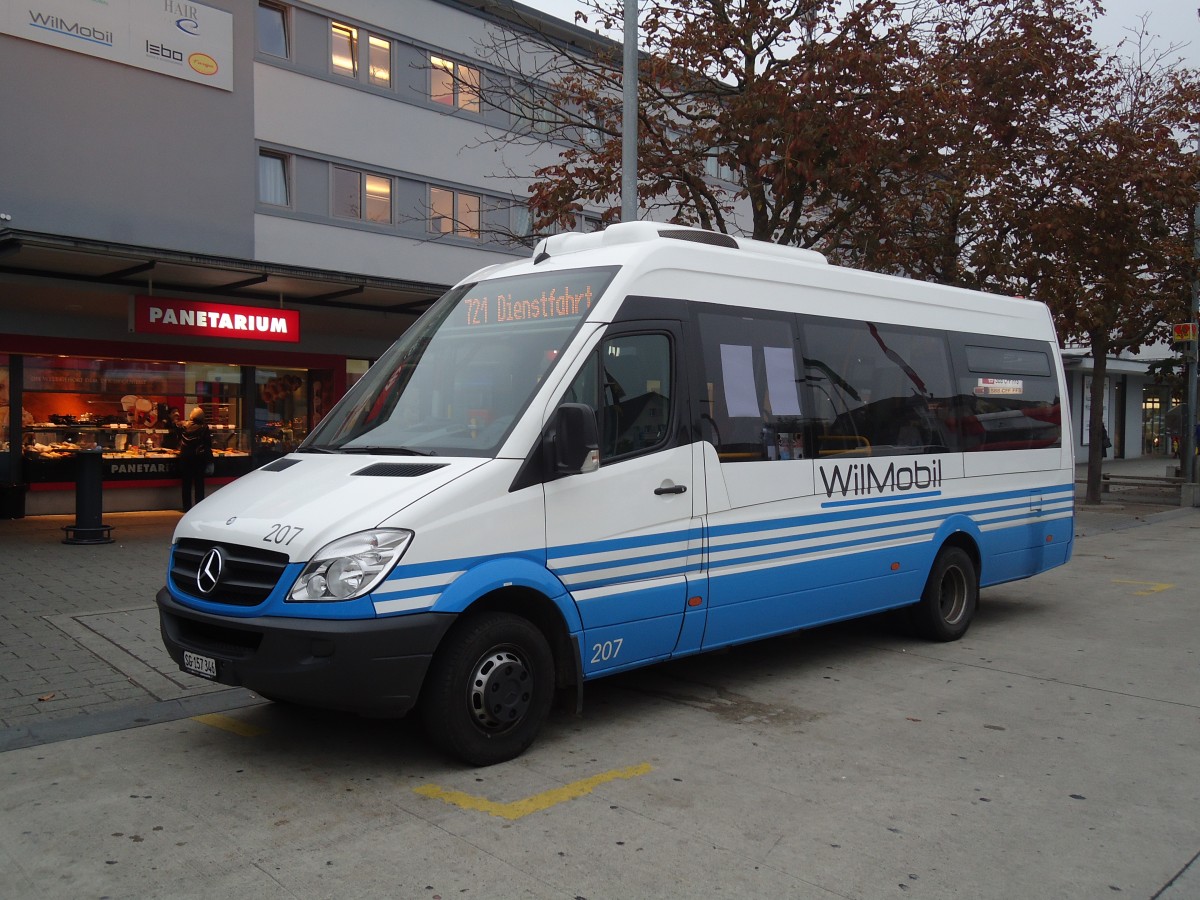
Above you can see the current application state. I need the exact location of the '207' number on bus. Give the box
[591,638,623,664]
[263,523,304,545]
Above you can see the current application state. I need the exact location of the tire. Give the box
[910,546,978,642]
[420,612,555,766]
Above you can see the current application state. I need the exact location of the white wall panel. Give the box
[254,214,517,285]
[253,63,562,193]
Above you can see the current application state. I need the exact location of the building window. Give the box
[333,167,361,218]
[368,35,391,88]
[258,151,289,207]
[333,166,392,223]
[521,207,602,240]
[431,56,480,113]
[331,22,358,77]
[706,150,737,183]
[511,204,532,239]
[365,174,391,223]
[515,84,558,136]
[257,3,288,59]
[430,187,480,238]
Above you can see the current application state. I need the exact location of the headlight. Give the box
[288,529,414,602]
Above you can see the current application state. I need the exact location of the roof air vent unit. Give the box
[657,229,738,249]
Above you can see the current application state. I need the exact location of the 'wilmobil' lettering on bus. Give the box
[464,285,594,326]
[820,459,944,499]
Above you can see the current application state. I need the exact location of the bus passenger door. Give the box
[544,322,705,677]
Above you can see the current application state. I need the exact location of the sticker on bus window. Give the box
[974,377,1024,396]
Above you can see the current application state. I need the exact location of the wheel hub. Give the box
[469,649,532,732]
[940,566,968,625]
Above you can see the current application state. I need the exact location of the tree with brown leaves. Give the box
[483,1,1200,503]
[1021,26,1200,502]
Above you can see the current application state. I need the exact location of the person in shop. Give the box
[178,406,213,511]
[161,407,184,451]
[0,367,33,443]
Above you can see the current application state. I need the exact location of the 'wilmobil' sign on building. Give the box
[133,297,300,343]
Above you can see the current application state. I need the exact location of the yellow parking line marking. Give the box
[414,762,652,820]
[192,713,267,737]
[1112,579,1174,596]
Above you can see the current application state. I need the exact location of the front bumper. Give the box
[157,587,456,717]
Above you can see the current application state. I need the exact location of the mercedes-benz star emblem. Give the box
[197,548,224,595]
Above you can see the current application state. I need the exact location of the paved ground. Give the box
[0,456,1197,898]
[0,511,258,748]
[0,456,1183,743]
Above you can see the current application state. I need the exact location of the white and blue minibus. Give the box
[158,223,1074,765]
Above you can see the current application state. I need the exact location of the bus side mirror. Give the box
[552,403,600,475]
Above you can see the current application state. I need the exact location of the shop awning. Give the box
[0,229,447,316]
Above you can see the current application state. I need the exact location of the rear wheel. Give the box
[420,612,554,766]
[910,546,978,642]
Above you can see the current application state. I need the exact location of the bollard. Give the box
[0,482,27,519]
[63,449,113,544]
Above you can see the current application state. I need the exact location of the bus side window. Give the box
[696,308,805,461]
[800,317,957,457]
[950,340,1062,451]
[561,332,673,462]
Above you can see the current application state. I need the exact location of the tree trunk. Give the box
[1084,337,1110,505]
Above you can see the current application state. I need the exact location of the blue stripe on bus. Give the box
[380,547,545,584]
[708,483,1072,541]
[362,482,1074,614]
[708,508,967,556]
[553,485,1070,573]
[820,490,942,508]
[550,525,703,562]
[550,544,697,578]
[566,561,703,592]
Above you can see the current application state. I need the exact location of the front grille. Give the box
[171,539,290,606]
[169,614,263,658]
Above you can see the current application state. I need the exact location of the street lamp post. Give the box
[621,0,637,222]
[1189,196,1200,483]
[1183,7,1200,483]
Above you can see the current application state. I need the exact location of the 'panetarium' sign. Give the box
[133,296,300,343]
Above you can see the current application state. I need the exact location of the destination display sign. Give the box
[462,283,598,327]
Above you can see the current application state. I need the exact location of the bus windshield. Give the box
[302,267,617,457]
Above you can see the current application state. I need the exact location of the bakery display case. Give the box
[1,351,352,516]
[21,357,253,483]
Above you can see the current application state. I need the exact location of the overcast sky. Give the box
[518,0,1200,69]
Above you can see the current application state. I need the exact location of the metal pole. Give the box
[1188,9,1200,483]
[621,0,637,222]
[1188,197,1200,482]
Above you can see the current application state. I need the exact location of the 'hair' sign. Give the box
[134,296,300,343]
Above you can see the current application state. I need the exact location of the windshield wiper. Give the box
[296,445,337,454]
[337,446,433,456]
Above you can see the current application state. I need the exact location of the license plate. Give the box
[182,650,217,679]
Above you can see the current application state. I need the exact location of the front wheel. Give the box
[420,612,554,766]
[910,546,978,642]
